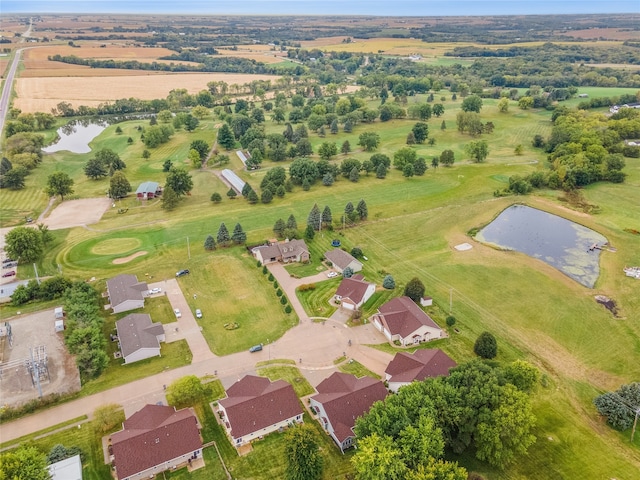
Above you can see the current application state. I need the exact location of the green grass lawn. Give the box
[256,365,315,397]
[338,359,381,380]
[296,278,339,318]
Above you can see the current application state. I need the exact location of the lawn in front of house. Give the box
[256,365,315,397]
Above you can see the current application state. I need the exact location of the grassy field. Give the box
[2,85,640,477]
[256,365,315,397]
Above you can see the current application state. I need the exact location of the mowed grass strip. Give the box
[256,365,314,397]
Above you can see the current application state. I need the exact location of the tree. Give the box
[376,163,387,179]
[274,218,286,238]
[318,142,338,160]
[345,201,355,221]
[404,277,425,303]
[322,206,333,227]
[211,192,222,203]
[412,122,429,144]
[109,171,131,199]
[296,138,313,157]
[0,157,12,175]
[307,204,321,231]
[474,331,498,359]
[204,235,216,250]
[504,360,540,393]
[217,123,236,150]
[461,95,483,113]
[166,375,209,409]
[352,433,407,480]
[358,131,381,151]
[1,166,28,190]
[441,120,446,130]
[498,97,510,113]
[465,140,489,163]
[143,149,151,159]
[514,144,524,156]
[189,148,202,168]
[399,416,445,469]
[403,163,415,178]
[261,189,273,203]
[414,157,427,176]
[440,150,455,167]
[232,223,247,244]
[594,383,640,430]
[217,223,231,246]
[286,214,298,231]
[45,171,74,200]
[5,226,43,263]
[341,140,351,154]
[349,167,360,182]
[248,189,260,203]
[304,224,315,240]
[161,185,179,210]
[142,124,173,147]
[190,139,210,160]
[165,167,193,196]
[84,157,108,179]
[285,424,323,480]
[406,131,416,145]
[383,275,396,289]
[356,199,368,220]
[322,173,334,186]
[394,147,417,170]
[0,445,51,480]
[518,96,534,110]
[431,157,439,169]
[432,103,445,117]
[157,110,173,123]
[343,266,354,278]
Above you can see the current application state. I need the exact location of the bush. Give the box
[273,280,279,288]
[268,273,274,281]
[382,275,395,289]
[276,289,283,297]
[257,260,262,267]
[280,296,288,305]
[298,283,316,292]
[285,305,292,314]
[474,331,498,359]
[446,315,456,327]
[262,266,268,274]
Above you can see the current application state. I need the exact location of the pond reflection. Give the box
[43,120,107,154]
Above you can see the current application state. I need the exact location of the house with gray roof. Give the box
[310,372,388,453]
[112,404,202,480]
[115,314,165,364]
[218,375,303,447]
[371,296,444,346]
[385,349,457,393]
[252,239,310,265]
[221,169,246,194]
[106,274,148,314]
[324,249,362,274]
[334,274,375,310]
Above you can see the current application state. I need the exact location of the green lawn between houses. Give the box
[1,86,639,477]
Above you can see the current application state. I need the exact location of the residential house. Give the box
[111,404,202,480]
[115,314,165,364]
[334,274,376,310]
[371,296,444,346]
[106,274,148,314]
[48,454,82,480]
[385,349,457,393]
[324,249,362,274]
[252,239,310,265]
[310,372,388,453]
[218,375,303,447]
[135,181,160,200]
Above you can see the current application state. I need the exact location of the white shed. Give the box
[55,319,65,332]
[54,306,64,319]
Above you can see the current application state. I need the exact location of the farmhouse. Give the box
[385,349,457,393]
[111,404,202,480]
[371,296,444,346]
[324,249,363,274]
[106,274,148,314]
[115,314,165,364]
[252,239,310,264]
[309,372,388,453]
[48,454,82,480]
[334,274,376,310]
[135,181,161,200]
[221,168,246,194]
[217,375,303,447]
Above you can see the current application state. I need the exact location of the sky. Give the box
[2,1,639,16]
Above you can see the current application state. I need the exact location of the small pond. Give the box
[476,205,607,288]
[42,120,107,154]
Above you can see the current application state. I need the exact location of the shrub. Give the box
[446,315,456,327]
[382,275,395,289]
[268,273,274,281]
[280,296,288,305]
[285,305,292,314]
[273,280,279,288]
[276,289,283,297]
[474,331,498,359]
[298,284,316,292]
[262,266,268,274]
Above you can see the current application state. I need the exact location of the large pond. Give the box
[476,205,607,288]
[42,120,107,154]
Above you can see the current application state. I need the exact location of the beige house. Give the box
[324,249,363,274]
[115,314,165,364]
[106,274,148,314]
[252,239,310,265]
[371,296,444,346]
[334,274,376,310]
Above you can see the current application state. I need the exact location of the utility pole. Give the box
[33,263,40,284]
[449,288,453,314]
[632,408,640,443]
[187,237,191,260]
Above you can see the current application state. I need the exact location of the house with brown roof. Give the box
[218,375,304,447]
[385,349,457,393]
[309,372,388,453]
[324,249,362,274]
[252,239,310,265]
[106,274,148,314]
[371,296,444,347]
[115,314,165,364]
[334,274,376,310]
[111,404,202,480]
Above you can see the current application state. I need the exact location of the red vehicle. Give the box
[1,270,16,278]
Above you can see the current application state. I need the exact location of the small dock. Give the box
[588,243,617,253]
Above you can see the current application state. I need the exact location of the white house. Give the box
[385,349,457,393]
[310,372,388,453]
[334,274,376,310]
[324,249,362,274]
[218,375,303,447]
[371,296,444,346]
[106,274,148,314]
[48,454,82,480]
[115,314,165,364]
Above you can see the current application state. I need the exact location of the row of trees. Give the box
[204,222,247,250]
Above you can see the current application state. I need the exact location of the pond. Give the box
[476,205,607,288]
[42,120,107,154]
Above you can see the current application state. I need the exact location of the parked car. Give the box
[195,309,202,319]
[149,287,162,294]
[2,258,16,264]
[176,269,190,277]
[1,271,16,278]
[174,308,181,318]
[327,271,338,278]
[2,262,17,269]
[249,344,263,353]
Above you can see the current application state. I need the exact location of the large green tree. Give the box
[45,171,74,200]
[474,331,498,359]
[231,223,247,244]
[84,157,109,179]
[217,222,231,246]
[0,445,51,480]
[5,226,44,263]
[284,424,323,480]
[358,131,381,152]
[217,123,236,150]
[465,140,489,163]
[161,185,179,210]
[352,433,407,480]
[166,375,209,409]
[461,95,483,113]
[404,277,425,303]
[109,171,131,199]
[165,167,193,196]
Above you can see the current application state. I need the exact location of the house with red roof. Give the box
[309,372,388,453]
[385,349,457,393]
[334,274,376,310]
[111,404,202,480]
[218,375,304,447]
[371,296,444,346]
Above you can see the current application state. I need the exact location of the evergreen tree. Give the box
[273,218,286,238]
[211,192,222,203]
[261,189,273,203]
[204,235,216,250]
[404,277,425,303]
[217,222,231,246]
[376,163,387,179]
[345,202,354,219]
[343,266,354,278]
[406,131,416,145]
[441,120,446,130]
[302,178,311,191]
[322,173,334,186]
[242,182,253,197]
[349,167,360,182]
[341,140,351,154]
[330,119,339,134]
[304,224,315,240]
[276,185,286,198]
[227,188,238,199]
[322,206,332,227]
[232,223,247,244]
[343,118,353,133]
[383,275,396,289]
[217,123,236,150]
[308,204,321,231]
[356,199,368,220]
[286,214,298,231]
[161,185,179,210]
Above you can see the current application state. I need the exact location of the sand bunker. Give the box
[454,243,473,251]
[112,251,148,264]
